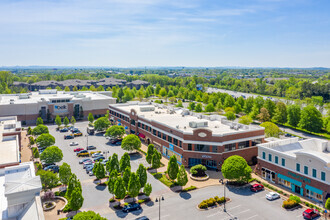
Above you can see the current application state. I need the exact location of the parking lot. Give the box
[50,121,169,215]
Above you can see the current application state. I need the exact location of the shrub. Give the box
[138,199,144,204]
[124,202,129,206]
[62,204,71,213]
[35,162,43,171]
[214,196,226,204]
[42,191,55,201]
[198,201,208,209]
[54,191,66,197]
[190,164,207,177]
[207,198,216,207]
[289,195,301,204]
[32,147,39,158]
[282,199,299,209]
[182,186,197,192]
[109,198,115,203]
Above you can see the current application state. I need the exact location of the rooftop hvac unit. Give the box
[176,125,179,129]
[184,126,186,129]
[230,125,234,129]
[189,121,208,128]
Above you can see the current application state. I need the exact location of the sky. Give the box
[0,0,330,67]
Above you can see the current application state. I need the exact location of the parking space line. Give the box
[207,211,222,218]
[234,209,250,216]
[245,214,258,220]
[227,205,241,211]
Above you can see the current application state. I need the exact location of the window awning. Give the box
[138,133,146,138]
[118,123,121,126]
[305,185,323,195]
[125,126,128,129]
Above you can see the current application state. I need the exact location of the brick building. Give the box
[257,138,329,204]
[0,90,116,125]
[109,102,265,170]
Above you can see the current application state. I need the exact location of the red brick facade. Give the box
[109,105,264,169]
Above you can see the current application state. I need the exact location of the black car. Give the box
[44,165,59,173]
[86,145,96,150]
[111,139,122,144]
[135,216,149,220]
[42,162,55,168]
[122,203,141,213]
[64,134,74,139]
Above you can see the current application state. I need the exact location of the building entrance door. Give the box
[295,185,301,194]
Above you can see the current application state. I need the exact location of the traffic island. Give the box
[197,196,230,211]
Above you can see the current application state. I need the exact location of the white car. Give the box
[69,142,79,146]
[92,153,103,158]
[266,192,280,201]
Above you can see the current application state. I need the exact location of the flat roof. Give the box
[258,138,330,164]
[0,91,115,105]
[0,135,20,165]
[111,103,264,136]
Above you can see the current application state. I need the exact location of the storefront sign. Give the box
[288,171,311,183]
[169,144,174,151]
[202,155,212,159]
[54,104,68,113]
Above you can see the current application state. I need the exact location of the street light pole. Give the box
[224,180,226,212]
[86,134,88,148]
[155,195,164,220]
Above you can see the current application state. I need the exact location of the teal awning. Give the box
[278,173,302,187]
[305,185,323,195]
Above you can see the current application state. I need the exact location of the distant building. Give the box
[109,102,265,169]
[126,80,150,90]
[257,138,329,204]
[0,90,116,125]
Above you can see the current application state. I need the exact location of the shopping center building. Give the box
[0,90,116,125]
[109,102,265,170]
[257,138,330,204]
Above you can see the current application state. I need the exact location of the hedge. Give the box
[182,186,197,192]
[198,196,227,209]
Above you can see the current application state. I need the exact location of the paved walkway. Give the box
[20,131,33,163]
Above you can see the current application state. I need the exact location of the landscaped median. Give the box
[198,196,229,210]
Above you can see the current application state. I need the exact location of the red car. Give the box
[250,184,264,192]
[303,209,320,219]
[74,147,84,152]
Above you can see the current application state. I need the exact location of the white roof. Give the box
[0,91,115,105]
[112,103,264,136]
[0,135,20,166]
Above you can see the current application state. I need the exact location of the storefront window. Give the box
[224,143,236,152]
[238,141,249,149]
[212,146,217,152]
[278,177,291,188]
[195,144,210,152]
[188,144,192,151]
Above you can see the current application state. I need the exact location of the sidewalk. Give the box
[20,131,33,163]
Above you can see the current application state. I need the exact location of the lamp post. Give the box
[219,179,227,212]
[155,195,164,220]
[85,134,88,148]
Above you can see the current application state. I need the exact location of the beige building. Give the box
[0,90,116,125]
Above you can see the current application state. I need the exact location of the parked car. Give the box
[266,192,280,200]
[79,158,91,164]
[92,153,103,158]
[135,217,149,220]
[68,126,74,130]
[44,165,59,173]
[303,209,320,219]
[89,171,94,176]
[122,203,141,213]
[74,147,84,152]
[93,156,105,162]
[86,165,94,173]
[77,150,88,156]
[111,139,122,145]
[101,159,109,166]
[74,132,83,137]
[285,133,292,137]
[83,161,94,168]
[70,142,79,146]
[60,128,68,132]
[114,141,122,146]
[250,184,264,192]
[71,128,79,133]
[42,162,55,168]
[64,134,74,139]
[86,145,96,150]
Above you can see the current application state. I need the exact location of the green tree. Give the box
[216,100,223,111]
[177,165,188,188]
[238,115,253,125]
[151,149,161,171]
[123,167,131,189]
[221,155,252,183]
[205,103,215,112]
[260,122,281,138]
[63,116,70,127]
[36,117,43,126]
[93,162,105,181]
[88,113,94,124]
[108,170,118,198]
[55,115,62,128]
[257,107,270,122]
[64,86,70,91]
[29,136,35,145]
[109,153,120,173]
[128,172,141,201]
[167,155,179,180]
[233,103,242,114]
[224,95,235,108]
[195,103,203,112]
[298,105,323,132]
[59,162,72,186]
[121,134,141,152]
[69,188,84,214]
[249,105,260,120]
[225,111,236,121]
[244,97,254,113]
[71,116,76,126]
[97,85,105,91]
[40,146,63,164]
[94,117,110,131]
[263,99,276,118]
[254,96,264,110]
[273,102,287,123]
[27,126,32,135]
[146,144,155,165]
[143,183,152,197]
[119,152,131,172]
[114,177,126,200]
[36,133,55,148]
[66,174,82,199]
[37,170,59,191]
[32,125,49,136]
[287,104,301,127]
[188,102,196,111]
[159,88,167,99]
[117,88,124,102]
[105,125,125,140]
[73,211,107,220]
[325,198,330,210]
[137,164,147,188]
[176,100,183,107]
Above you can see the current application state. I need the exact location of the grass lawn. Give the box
[151,172,178,188]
